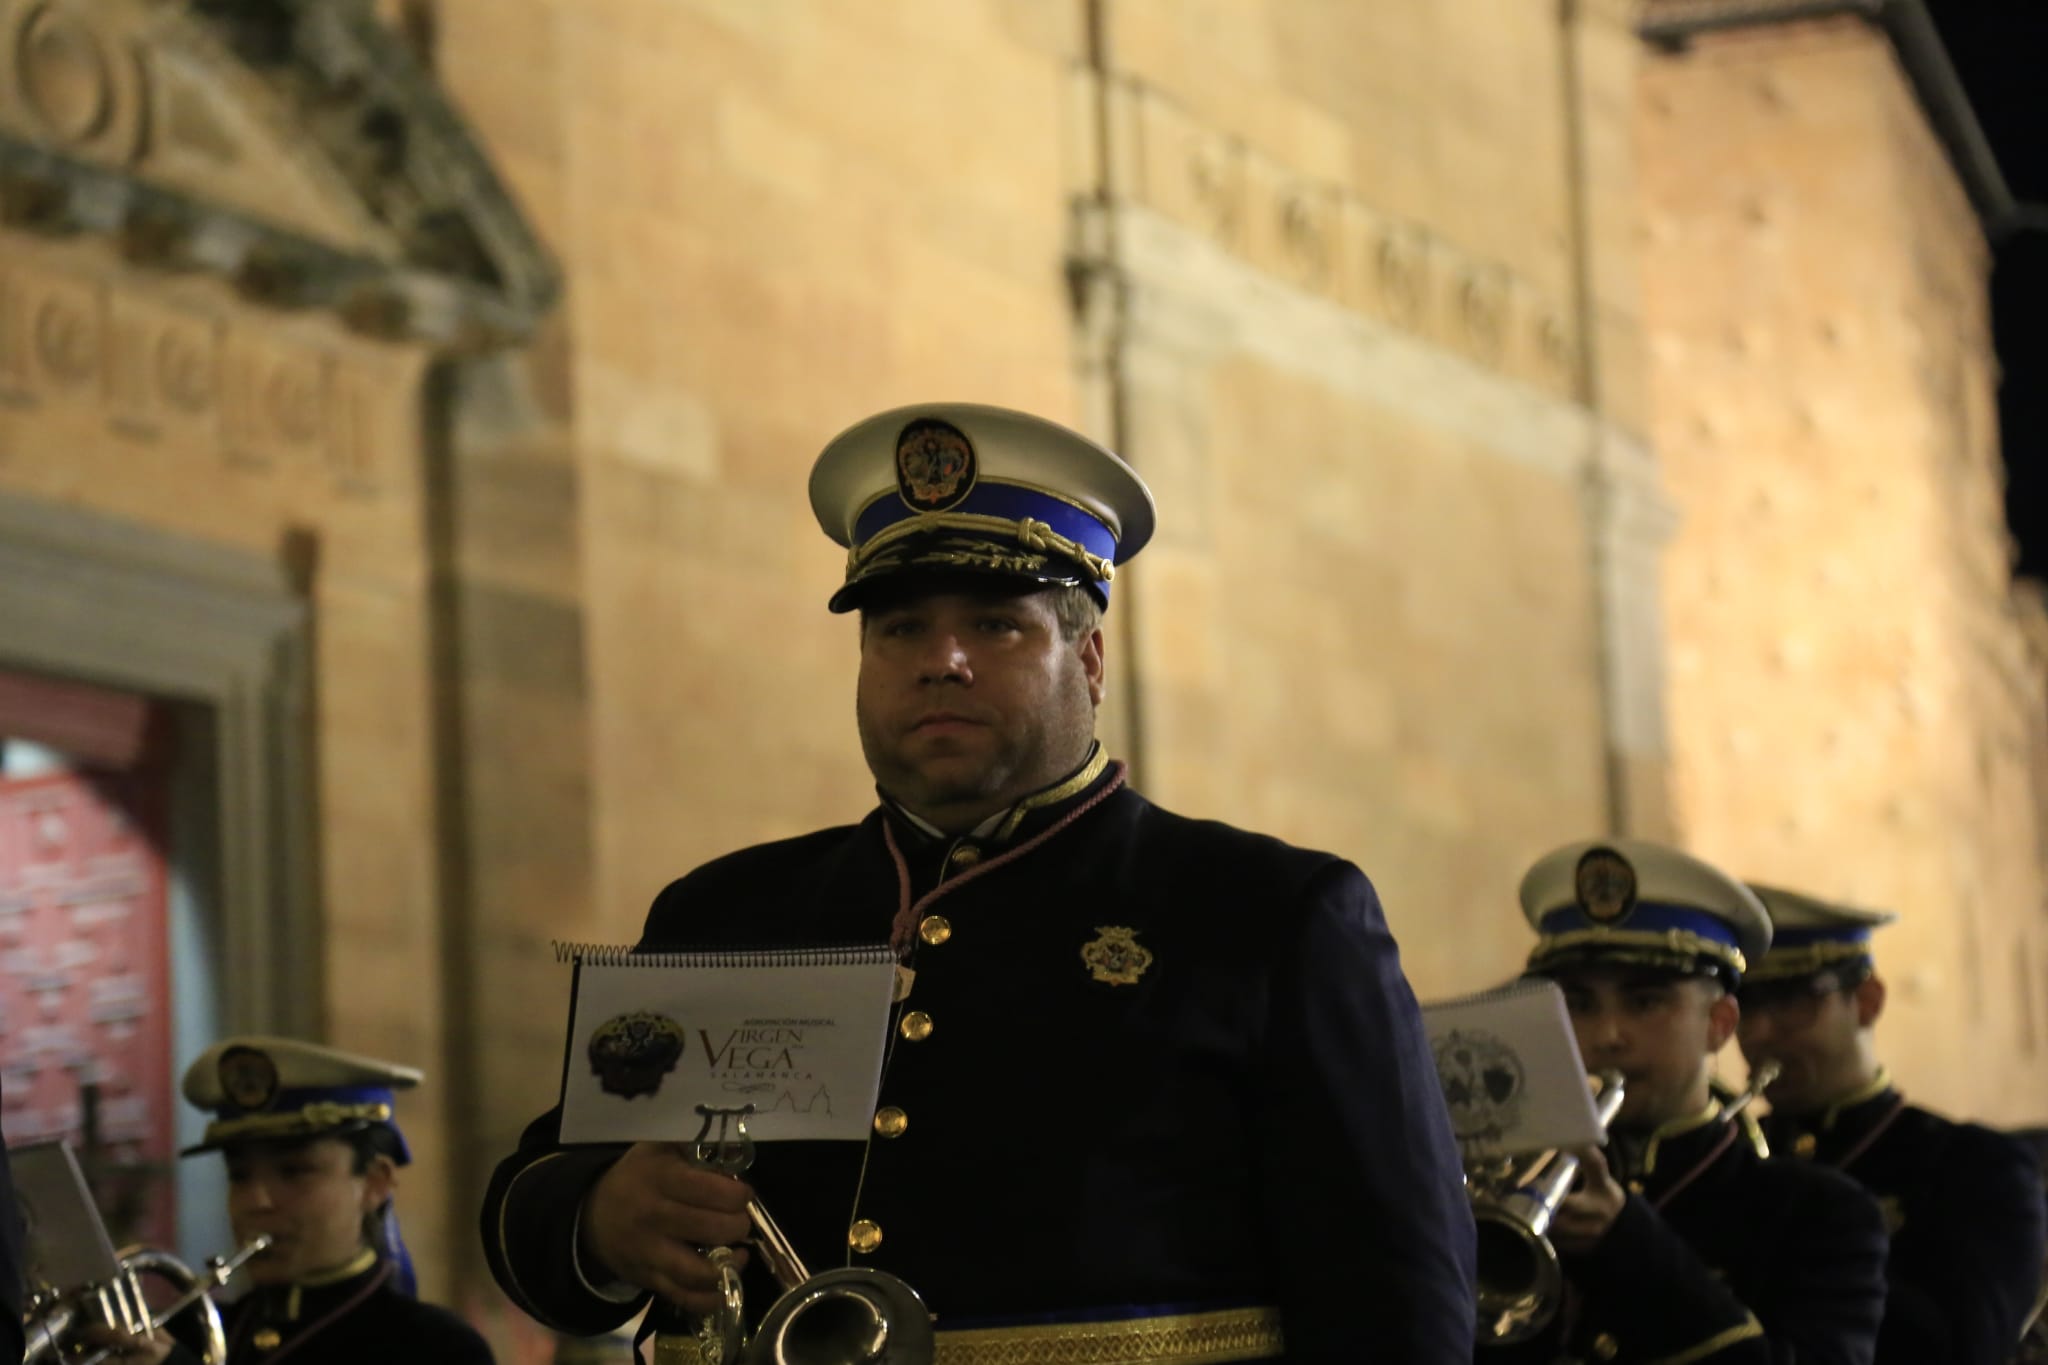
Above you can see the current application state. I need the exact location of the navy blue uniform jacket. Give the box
[482,762,1478,1361]
[160,1255,494,1365]
[1486,1111,1889,1364]
[1764,1087,2048,1365]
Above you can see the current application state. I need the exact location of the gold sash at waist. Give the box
[654,1305,1284,1365]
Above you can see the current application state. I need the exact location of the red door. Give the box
[0,750,177,1250]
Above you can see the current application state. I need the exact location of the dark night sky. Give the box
[1927,8,2048,580]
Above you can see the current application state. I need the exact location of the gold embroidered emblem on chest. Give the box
[1081,926,1154,985]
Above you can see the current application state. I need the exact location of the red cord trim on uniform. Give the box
[884,820,915,956]
[1832,1094,1908,1174]
[884,762,1128,955]
[232,1260,394,1365]
[1652,1123,1741,1212]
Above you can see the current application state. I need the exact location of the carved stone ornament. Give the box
[1110,76,1578,401]
[7,0,146,161]
[1188,141,1242,246]
[31,287,93,385]
[1,248,403,497]
[154,323,214,413]
[0,0,557,350]
[1280,189,1330,283]
[17,4,109,142]
[1374,227,1431,326]
[1456,268,1509,359]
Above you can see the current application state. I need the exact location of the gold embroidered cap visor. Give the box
[810,403,1155,613]
[178,1036,423,1160]
[182,1101,401,1157]
[1743,882,1897,985]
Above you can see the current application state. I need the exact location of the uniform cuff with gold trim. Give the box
[930,1302,1283,1365]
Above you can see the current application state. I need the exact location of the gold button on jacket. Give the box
[873,1106,908,1138]
[848,1219,884,1253]
[918,914,952,945]
[899,1010,933,1041]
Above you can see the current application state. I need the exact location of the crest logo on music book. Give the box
[588,1011,686,1098]
[1434,1028,1526,1144]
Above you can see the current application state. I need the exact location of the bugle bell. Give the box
[1469,1069,1627,1345]
[689,1106,933,1365]
[1469,1058,1782,1346]
[24,1235,271,1365]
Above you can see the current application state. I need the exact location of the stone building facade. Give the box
[0,0,2040,1340]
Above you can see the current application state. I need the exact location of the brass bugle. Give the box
[691,1107,933,1365]
[1471,1058,1785,1346]
[1471,1069,1626,1345]
[26,1234,272,1365]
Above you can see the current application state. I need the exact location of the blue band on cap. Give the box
[1768,926,1874,950]
[853,481,1118,570]
[1537,901,1746,952]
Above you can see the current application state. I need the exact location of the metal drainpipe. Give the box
[1080,0,1147,785]
[1557,0,1632,836]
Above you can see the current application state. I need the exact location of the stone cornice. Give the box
[0,0,557,349]
[1638,0,2018,236]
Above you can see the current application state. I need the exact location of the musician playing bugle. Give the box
[1483,839,1888,1364]
[1737,885,2048,1365]
[87,1037,492,1365]
[481,403,1478,1362]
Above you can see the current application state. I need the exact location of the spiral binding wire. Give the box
[551,941,895,968]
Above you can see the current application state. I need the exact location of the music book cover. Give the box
[553,942,899,1144]
[1420,978,1606,1159]
[8,1140,123,1291]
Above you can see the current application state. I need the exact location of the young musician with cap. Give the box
[1737,884,2048,1364]
[94,1037,493,1364]
[482,403,1477,1362]
[1489,838,1889,1364]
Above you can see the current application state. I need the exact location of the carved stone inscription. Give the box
[0,255,385,496]
[1114,78,1579,397]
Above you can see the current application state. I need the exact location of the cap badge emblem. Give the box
[217,1045,280,1111]
[1575,847,1638,925]
[1081,926,1153,986]
[895,418,977,512]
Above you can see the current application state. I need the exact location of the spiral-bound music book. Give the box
[1420,978,1606,1159]
[553,942,900,1144]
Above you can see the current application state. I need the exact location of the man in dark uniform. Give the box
[1483,838,1889,1364]
[481,403,1477,1362]
[94,1036,493,1365]
[1737,884,2048,1365]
